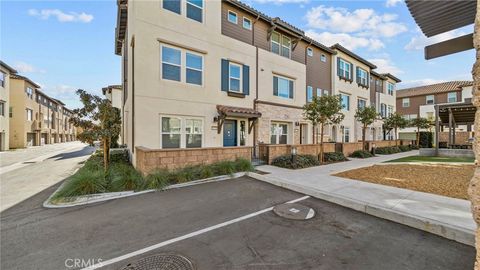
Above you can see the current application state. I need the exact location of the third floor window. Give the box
[426,95,434,105]
[163,0,203,23]
[447,92,457,103]
[271,32,291,59]
[387,82,394,95]
[25,87,33,99]
[337,58,352,81]
[356,67,368,87]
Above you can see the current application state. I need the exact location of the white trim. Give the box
[242,17,252,30]
[160,44,204,86]
[228,62,242,92]
[227,10,237,24]
[160,115,204,149]
[186,0,204,23]
[307,47,313,57]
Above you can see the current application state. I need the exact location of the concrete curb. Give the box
[247,172,475,247]
[44,172,246,209]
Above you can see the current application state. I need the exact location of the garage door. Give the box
[26,133,35,147]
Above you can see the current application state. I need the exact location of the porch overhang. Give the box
[216,105,262,134]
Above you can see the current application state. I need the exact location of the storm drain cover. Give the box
[120,254,195,270]
[273,203,315,220]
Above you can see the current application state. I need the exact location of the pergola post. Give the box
[435,104,439,155]
[448,108,453,148]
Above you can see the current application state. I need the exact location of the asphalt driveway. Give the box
[0,176,474,270]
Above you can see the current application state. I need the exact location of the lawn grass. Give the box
[52,150,253,202]
[385,155,475,163]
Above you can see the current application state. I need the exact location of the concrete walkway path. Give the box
[252,150,476,246]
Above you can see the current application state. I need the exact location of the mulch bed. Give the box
[334,164,475,200]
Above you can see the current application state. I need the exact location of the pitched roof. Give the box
[330,43,377,69]
[396,81,473,98]
[0,61,17,74]
[102,84,122,95]
[382,73,401,83]
[10,74,41,88]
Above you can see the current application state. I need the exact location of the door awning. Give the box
[216,105,262,118]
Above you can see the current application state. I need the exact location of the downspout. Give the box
[253,14,260,157]
[131,35,135,153]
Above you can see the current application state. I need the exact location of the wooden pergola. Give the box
[435,102,476,151]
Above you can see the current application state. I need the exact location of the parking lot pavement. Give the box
[1,177,474,270]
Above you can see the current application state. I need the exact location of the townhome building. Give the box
[114,0,400,170]
[9,74,76,148]
[103,84,123,144]
[396,81,473,138]
[0,61,17,151]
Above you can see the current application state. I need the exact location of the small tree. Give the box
[303,95,344,163]
[355,106,378,151]
[69,89,121,172]
[409,117,432,147]
[383,112,408,146]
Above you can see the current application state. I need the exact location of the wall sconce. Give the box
[213,116,218,123]
[295,122,300,127]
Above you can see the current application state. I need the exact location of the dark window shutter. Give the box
[242,65,249,95]
[356,67,360,84]
[221,59,229,91]
[337,58,341,76]
[349,64,353,80]
[273,76,278,96]
[366,72,369,88]
[289,80,294,99]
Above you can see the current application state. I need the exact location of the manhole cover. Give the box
[120,254,195,270]
[273,203,315,220]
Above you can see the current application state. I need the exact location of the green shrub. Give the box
[323,152,347,162]
[350,150,373,158]
[272,154,320,169]
[211,161,236,176]
[109,162,145,191]
[375,146,402,155]
[410,144,419,150]
[110,149,129,163]
[398,145,411,152]
[144,169,172,189]
[419,132,433,148]
[234,158,254,172]
[53,169,107,199]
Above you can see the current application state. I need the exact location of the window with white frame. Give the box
[388,105,394,117]
[161,116,203,149]
[387,82,394,95]
[343,127,350,143]
[357,68,368,86]
[447,92,457,103]
[25,87,33,99]
[0,72,5,87]
[228,10,237,24]
[338,58,351,80]
[320,54,326,62]
[270,122,288,144]
[340,93,350,111]
[426,95,434,105]
[271,32,291,58]
[307,48,313,57]
[26,108,33,121]
[243,17,252,30]
[186,0,203,22]
[357,99,366,110]
[316,88,321,97]
[229,63,242,92]
[273,75,294,99]
[161,45,203,86]
[402,98,410,107]
[323,89,329,96]
[380,103,387,118]
[307,86,313,102]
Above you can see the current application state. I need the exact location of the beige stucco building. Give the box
[114,0,400,167]
[0,61,17,151]
[103,85,123,144]
[9,74,76,149]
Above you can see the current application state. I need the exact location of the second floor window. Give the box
[388,105,394,117]
[26,87,33,99]
[387,82,394,95]
[26,108,33,121]
[340,94,350,111]
[307,86,313,102]
[448,92,457,103]
[228,63,242,92]
[338,58,352,81]
[402,98,410,107]
[161,45,203,86]
[380,103,387,118]
[273,76,294,99]
[221,59,249,94]
[357,99,366,110]
[356,67,368,87]
[271,32,291,59]
[426,95,434,105]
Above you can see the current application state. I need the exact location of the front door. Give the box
[300,124,308,144]
[223,120,237,147]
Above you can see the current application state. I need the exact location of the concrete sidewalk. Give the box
[251,150,476,246]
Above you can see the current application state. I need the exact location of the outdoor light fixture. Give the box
[213,116,218,122]
[291,146,298,163]
[295,122,300,126]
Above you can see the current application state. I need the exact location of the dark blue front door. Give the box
[223,120,237,147]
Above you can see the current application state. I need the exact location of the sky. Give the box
[1,0,475,109]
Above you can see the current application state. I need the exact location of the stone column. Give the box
[468,1,480,269]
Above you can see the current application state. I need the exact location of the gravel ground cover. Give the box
[334,164,474,199]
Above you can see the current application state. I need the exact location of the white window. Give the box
[307,86,313,102]
[448,92,457,103]
[338,58,351,79]
[316,88,322,97]
[380,103,387,118]
[228,11,237,24]
[387,82,394,95]
[271,122,288,144]
[242,17,252,30]
[388,105,394,117]
[273,75,294,99]
[340,93,350,111]
[320,54,326,62]
[161,116,203,149]
[229,63,242,92]
[426,95,434,105]
[402,98,410,107]
[271,32,291,58]
[307,47,313,57]
[357,99,366,110]
[0,72,5,87]
[26,108,33,121]
[25,87,33,99]
[186,0,203,23]
[357,68,368,86]
[323,89,329,96]
[343,127,350,143]
[161,45,203,86]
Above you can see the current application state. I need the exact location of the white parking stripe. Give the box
[82,195,310,270]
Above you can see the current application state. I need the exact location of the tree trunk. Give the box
[313,124,316,145]
[468,2,480,269]
[395,127,398,146]
[417,127,420,147]
[103,137,110,172]
[319,123,324,164]
[362,124,366,151]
